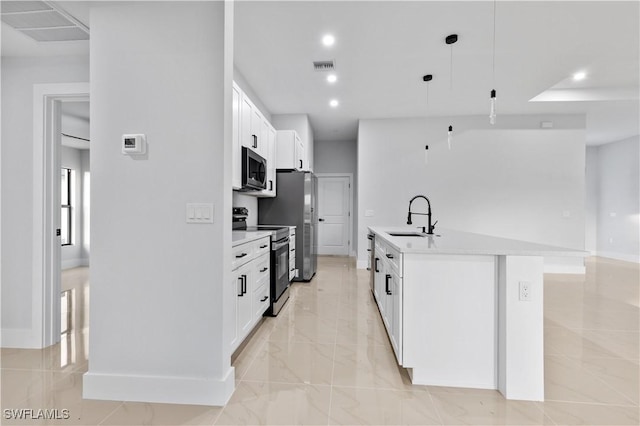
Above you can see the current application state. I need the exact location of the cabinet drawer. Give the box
[253,277,270,319]
[255,252,270,282]
[289,257,297,280]
[232,241,255,270]
[255,237,270,258]
[384,246,402,277]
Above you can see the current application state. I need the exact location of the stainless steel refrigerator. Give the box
[258,171,317,281]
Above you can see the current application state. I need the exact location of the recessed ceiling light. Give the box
[329,99,339,107]
[573,71,587,81]
[322,34,335,46]
[327,74,337,83]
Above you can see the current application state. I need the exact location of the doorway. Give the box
[316,174,353,256]
[60,100,90,337]
[32,83,89,348]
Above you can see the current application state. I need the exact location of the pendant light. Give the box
[446,34,458,149]
[422,74,433,164]
[489,0,497,125]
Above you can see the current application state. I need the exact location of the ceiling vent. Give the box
[313,60,335,72]
[1,1,89,42]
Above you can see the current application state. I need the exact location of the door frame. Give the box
[32,83,89,348]
[315,173,354,257]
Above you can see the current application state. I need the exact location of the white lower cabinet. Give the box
[288,227,297,281]
[372,240,403,363]
[229,237,271,354]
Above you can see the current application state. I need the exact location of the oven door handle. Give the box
[272,237,290,251]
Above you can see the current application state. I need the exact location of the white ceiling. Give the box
[3,1,638,145]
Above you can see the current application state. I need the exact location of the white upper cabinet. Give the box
[232,80,277,196]
[257,119,277,198]
[276,130,305,171]
[270,114,313,172]
[231,82,242,190]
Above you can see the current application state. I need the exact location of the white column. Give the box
[497,255,544,401]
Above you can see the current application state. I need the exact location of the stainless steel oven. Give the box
[269,233,290,316]
[241,224,291,316]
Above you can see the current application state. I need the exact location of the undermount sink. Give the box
[387,231,427,237]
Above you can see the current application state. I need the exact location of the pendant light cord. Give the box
[450,44,454,90]
[492,0,496,87]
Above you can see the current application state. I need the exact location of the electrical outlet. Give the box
[519,281,531,301]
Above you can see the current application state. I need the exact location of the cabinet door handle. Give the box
[269,180,273,191]
[385,274,392,295]
[260,267,268,273]
[290,268,295,272]
[386,253,394,259]
[259,244,268,249]
[241,274,247,295]
[290,248,295,252]
[237,277,244,297]
[260,296,269,302]
[299,159,303,169]
[235,253,247,259]
[252,135,257,148]
[375,258,380,273]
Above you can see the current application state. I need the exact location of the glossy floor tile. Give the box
[1,258,638,425]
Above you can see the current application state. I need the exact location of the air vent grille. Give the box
[1,1,88,42]
[0,1,51,14]
[313,60,335,72]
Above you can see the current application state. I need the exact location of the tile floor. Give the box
[1,256,638,425]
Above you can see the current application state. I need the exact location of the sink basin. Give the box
[387,231,427,237]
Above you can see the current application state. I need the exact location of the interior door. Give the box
[316,176,350,255]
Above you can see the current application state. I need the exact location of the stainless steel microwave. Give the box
[241,146,267,191]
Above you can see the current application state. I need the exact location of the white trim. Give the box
[83,367,236,406]
[315,173,354,256]
[596,251,640,264]
[29,83,89,349]
[1,328,42,349]
[61,258,90,270]
[356,259,368,269]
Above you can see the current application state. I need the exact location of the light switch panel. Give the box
[186,203,213,224]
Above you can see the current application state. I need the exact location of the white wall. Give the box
[1,56,89,344]
[585,147,598,254]
[83,2,234,405]
[357,115,586,272]
[593,136,640,262]
[271,114,314,171]
[314,139,358,254]
[233,67,271,122]
[232,193,258,226]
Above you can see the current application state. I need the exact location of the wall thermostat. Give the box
[122,134,146,155]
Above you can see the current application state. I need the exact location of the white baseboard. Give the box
[596,251,640,264]
[61,258,90,270]
[1,327,42,348]
[356,259,368,269]
[544,264,586,274]
[83,367,235,406]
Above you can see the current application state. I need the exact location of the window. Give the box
[61,168,71,246]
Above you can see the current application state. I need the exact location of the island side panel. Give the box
[497,255,544,401]
[403,254,497,389]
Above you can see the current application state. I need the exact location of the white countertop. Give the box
[369,227,588,257]
[232,230,272,247]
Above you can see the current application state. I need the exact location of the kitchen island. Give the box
[368,227,586,401]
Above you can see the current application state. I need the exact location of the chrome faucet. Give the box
[407,195,437,234]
